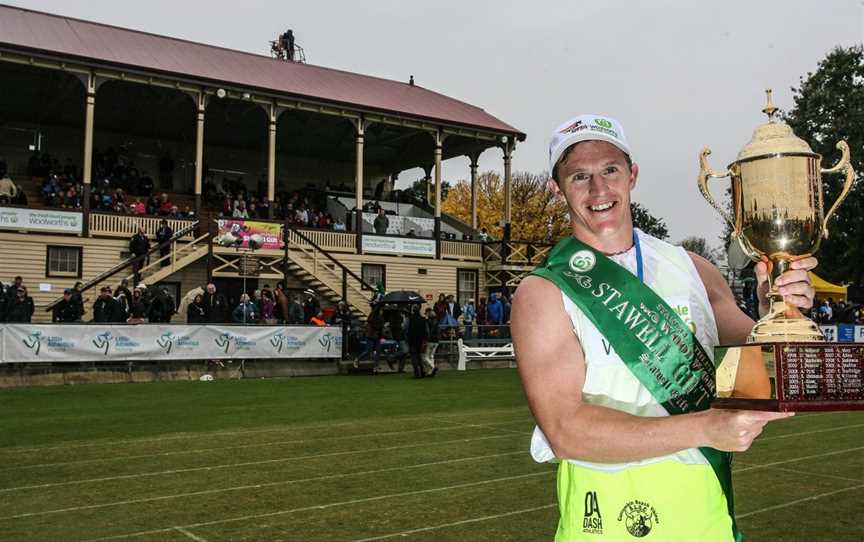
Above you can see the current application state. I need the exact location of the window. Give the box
[362,264,385,291]
[457,269,478,307]
[46,246,82,278]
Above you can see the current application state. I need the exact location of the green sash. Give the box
[531,236,743,542]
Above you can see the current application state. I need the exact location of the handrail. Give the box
[287,226,375,291]
[43,220,200,311]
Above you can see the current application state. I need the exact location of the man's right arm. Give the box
[512,275,791,462]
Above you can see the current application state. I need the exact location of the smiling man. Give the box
[512,115,816,541]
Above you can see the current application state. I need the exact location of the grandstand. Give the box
[0,5,546,333]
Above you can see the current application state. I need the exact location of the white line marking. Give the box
[0,450,526,521]
[0,407,530,455]
[755,423,864,443]
[736,483,864,519]
[0,434,520,494]
[174,526,209,542]
[735,445,864,473]
[83,470,555,541]
[3,417,532,471]
[350,503,558,541]
[432,418,526,435]
[734,462,863,483]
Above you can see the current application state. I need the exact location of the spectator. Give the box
[155,219,173,267]
[158,193,173,215]
[203,283,228,323]
[129,226,150,284]
[0,174,18,204]
[487,291,504,333]
[70,281,85,321]
[232,293,258,324]
[114,278,132,319]
[373,208,389,235]
[287,294,305,325]
[6,287,34,323]
[127,287,149,324]
[148,286,175,323]
[476,296,487,337]
[303,291,320,324]
[258,290,276,324]
[92,286,124,323]
[187,293,206,323]
[131,198,145,215]
[478,228,490,242]
[273,282,289,323]
[407,304,428,378]
[310,310,326,327]
[52,289,78,323]
[462,298,476,340]
[434,293,448,322]
[422,307,440,377]
[446,294,462,322]
[233,201,250,219]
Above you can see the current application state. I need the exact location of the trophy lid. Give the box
[735,89,816,162]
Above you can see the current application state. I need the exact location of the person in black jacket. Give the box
[155,219,173,267]
[114,278,132,321]
[70,281,85,321]
[147,286,174,323]
[187,293,206,323]
[202,283,228,323]
[53,289,78,323]
[92,286,124,323]
[6,287,34,323]
[406,304,428,378]
[129,226,150,284]
[127,287,149,324]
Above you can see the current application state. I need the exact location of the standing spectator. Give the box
[487,291,504,335]
[232,293,258,324]
[148,286,175,323]
[287,294,305,325]
[446,294,462,323]
[129,226,150,283]
[187,293,206,323]
[273,282,290,323]
[6,287,34,322]
[310,310,326,326]
[434,293,448,322]
[127,287,149,324]
[407,304,428,378]
[69,281,85,322]
[422,307,440,377]
[303,291,320,324]
[203,283,228,323]
[259,290,276,324]
[462,298,476,340]
[373,208,389,235]
[114,278,132,320]
[92,286,124,323]
[52,289,78,323]
[155,219,173,267]
[476,296,488,338]
[478,228,490,242]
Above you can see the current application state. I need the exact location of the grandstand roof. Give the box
[0,5,524,138]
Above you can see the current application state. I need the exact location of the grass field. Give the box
[0,369,861,541]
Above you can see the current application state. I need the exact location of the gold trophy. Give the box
[698,90,863,411]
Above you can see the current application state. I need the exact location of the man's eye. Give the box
[572,173,590,182]
[603,166,618,175]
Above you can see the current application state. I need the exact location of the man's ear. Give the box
[547,178,564,200]
[629,163,639,191]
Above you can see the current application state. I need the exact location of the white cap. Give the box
[548,114,631,174]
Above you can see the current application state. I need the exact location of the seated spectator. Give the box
[333,217,347,231]
[158,193,173,215]
[233,201,250,219]
[0,175,17,205]
[131,198,146,214]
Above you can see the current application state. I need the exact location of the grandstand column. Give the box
[433,130,444,259]
[469,152,480,230]
[194,91,207,218]
[82,71,97,236]
[267,102,278,219]
[422,165,433,204]
[353,119,367,253]
[502,137,513,245]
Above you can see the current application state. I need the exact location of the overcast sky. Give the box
[8,0,863,245]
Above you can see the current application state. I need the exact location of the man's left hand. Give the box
[755,257,817,317]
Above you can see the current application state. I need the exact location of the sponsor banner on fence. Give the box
[856,326,864,343]
[1,325,341,363]
[216,219,283,249]
[362,235,435,257]
[0,207,82,234]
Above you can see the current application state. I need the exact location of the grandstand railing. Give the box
[90,212,196,240]
[441,240,482,261]
[483,241,553,266]
[291,228,356,253]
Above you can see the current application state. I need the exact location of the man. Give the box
[512,115,816,542]
[462,298,476,340]
[52,289,79,323]
[406,304,427,378]
[129,226,150,284]
[303,291,320,324]
[6,287,34,323]
[93,286,124,323]
[114,278,133,320]
[373,207,389,235]
[155,219,173,267]
[202,283,228,323]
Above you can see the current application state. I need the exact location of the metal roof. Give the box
[0,5,524,138]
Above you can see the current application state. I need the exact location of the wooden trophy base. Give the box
[712,343,864,412]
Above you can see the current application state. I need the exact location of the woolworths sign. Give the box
[0,207,82,234]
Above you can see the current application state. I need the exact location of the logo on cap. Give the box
[594,118,613,129]
[559,120,586,134]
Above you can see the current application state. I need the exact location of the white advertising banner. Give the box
[0,207,83,234]
[362,235,435,257]
[855,326,864,343]
[0,324,341,363]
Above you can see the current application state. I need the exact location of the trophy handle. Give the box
[820,141,856,238]
[698,147,738,236]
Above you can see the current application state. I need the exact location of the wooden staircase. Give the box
[123,232,211,286]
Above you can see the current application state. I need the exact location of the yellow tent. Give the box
[809,272,847,302]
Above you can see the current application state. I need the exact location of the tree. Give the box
[785,45,864,286]
[630,202,669,240]
[410,177,450,207]
[441,171,570,242]
[679,236,720,264]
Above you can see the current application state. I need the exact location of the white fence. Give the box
[0,324,341,363]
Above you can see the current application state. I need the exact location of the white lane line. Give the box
[3,417,532,471]
[83,470,555,541]
[0,434,520,494]
[734,446,864,474]
[736,483,864,519]
[0,407,529,455]
[735,462,863,483]
[351,503,558,541]
[0,450,526,521]
[755,423,864,443]
[174,526,209,542]
[432,418,526,435]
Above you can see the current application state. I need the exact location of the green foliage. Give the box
[784,45,864,285]
[678,236,720,264]
[630,202,669,240]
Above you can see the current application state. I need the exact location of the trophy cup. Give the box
[698,90,863,411]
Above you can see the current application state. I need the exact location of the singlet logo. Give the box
[569,250,596,273]
[582,491,603,535]
[618,500,659,538]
